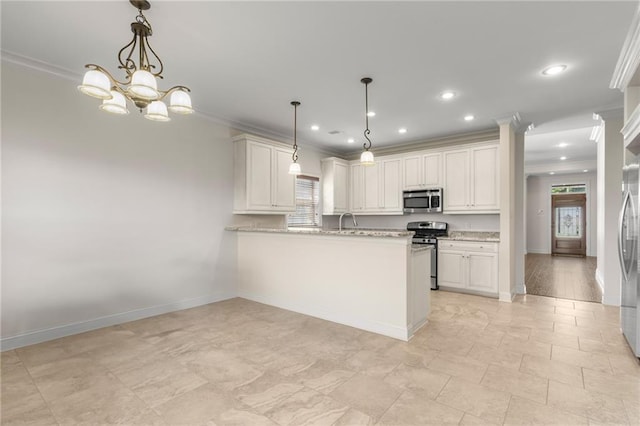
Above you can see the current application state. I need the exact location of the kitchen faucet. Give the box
[338,212,358,231]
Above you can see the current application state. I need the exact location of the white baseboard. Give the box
[526,248,549,254]
[1,291,236,351]
[499,291,516,303]
[595,268,605,298]
[238,291,411,341]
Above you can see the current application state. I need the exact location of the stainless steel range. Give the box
[407,221,448,290]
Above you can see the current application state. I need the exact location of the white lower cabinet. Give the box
[438,240,498,296]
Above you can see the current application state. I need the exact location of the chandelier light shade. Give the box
[100,91,129,115]
[289,101,302,175]
[360,77,375,165]
[78,70,112,99]
[77,0,192,121]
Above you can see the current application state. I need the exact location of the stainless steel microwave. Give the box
[403,188,443,213]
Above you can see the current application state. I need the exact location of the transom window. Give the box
[551,184,586,195]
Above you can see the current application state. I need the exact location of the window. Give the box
[551,184,586,194]
[288,175,320,227]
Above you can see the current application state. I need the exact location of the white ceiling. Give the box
[1,1,636,172]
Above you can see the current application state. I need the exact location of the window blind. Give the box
[288,175,320,227]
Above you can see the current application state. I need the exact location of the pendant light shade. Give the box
[144,100,170,121]
[360,77,375,166]
[360,150,375,165]
[100,91,130,114]
[288,162,302,175]
[78,69,112,99]
[289,101,302,175]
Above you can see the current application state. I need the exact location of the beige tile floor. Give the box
[2,291,639,425]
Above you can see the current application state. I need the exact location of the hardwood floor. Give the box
[525,253,602,303]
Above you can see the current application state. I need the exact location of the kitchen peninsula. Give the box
[227,226,431,341]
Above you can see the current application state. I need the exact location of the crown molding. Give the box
[495,112,524,131]
[1,50,81,82]
[610,3,640,90]
[341,128,500,160]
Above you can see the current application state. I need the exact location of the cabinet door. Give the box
[363,163,380,210]
[443,150,469,211]
[423,153,441,187]
[334,162,348,212]
[381,158,402,211]
[470,145,499,211]
[403,155,422,190]
[467,252,498,293]
[247,142,273,210]
[350,164,364,211]
[437,250,466,289]
[272,148,296,210]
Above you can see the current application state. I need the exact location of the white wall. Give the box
[1,61,237,348]
[526,172,597,257]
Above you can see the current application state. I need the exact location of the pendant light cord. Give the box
[362,78,372,151]
[291,101,300,162]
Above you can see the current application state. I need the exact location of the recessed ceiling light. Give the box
[549,172,555,175]
[583,169,588,172]
[311,125,319,131]
[347,138,355,144]
[440,91,456,100]
[398,128,407,134]
[558,142,568,148]
[367,111,376,117]
[464,114,475,121]
[560,156,567,160]
[541,64,567,76]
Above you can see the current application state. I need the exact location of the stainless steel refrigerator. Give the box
[619,156,640,358]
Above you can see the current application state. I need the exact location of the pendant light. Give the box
[288,101,302,175]
[360,77,375,165]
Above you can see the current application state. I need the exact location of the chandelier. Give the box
[77,0,193,121]
[360,77,375,165]
[289,101,302,175]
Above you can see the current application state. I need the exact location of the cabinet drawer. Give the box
[438,241,498,253]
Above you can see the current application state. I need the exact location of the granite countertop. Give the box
[225,226,414,238]
[439,231,500,242]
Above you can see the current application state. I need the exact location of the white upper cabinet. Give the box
[403,152,441,190]
[321,158,349,215]
[443,143,499,214]
[380,157,403,212]
[233,134,295,214]
[350,163,364,212]
[347,157,403,215]
[363,162,380,210]
[470,145,500,211]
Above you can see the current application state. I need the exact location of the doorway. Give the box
[551,190,587,256]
